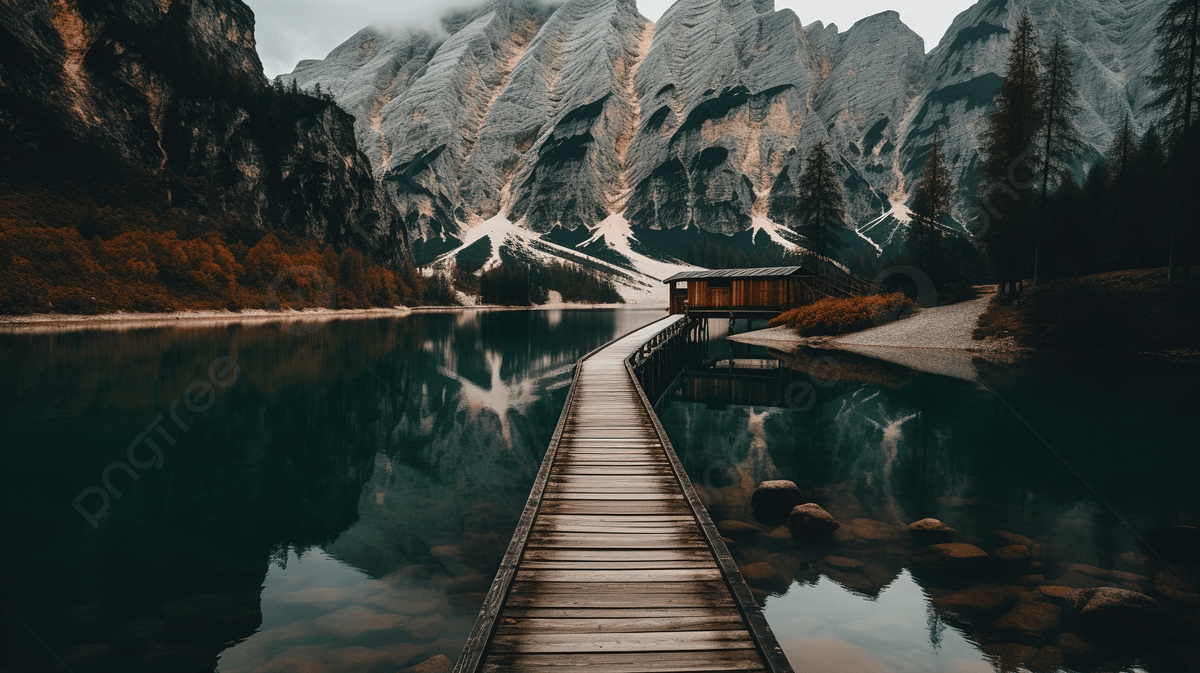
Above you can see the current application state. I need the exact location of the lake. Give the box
[1,309,1196,673]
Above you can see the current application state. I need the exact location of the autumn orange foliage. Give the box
[0,139,424,315]
[768,293,915,336]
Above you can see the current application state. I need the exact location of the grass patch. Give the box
[769,294,915,336]
[973,268,1200,353]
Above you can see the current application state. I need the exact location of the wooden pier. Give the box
[455,316,791,672]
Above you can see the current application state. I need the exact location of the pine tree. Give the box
[795,139,846,259]
[1033,34,1081,285]
[980,12,1044,297]
[1147,0,1200,283]
[909,131,953,272]
[1109,114,1136,240]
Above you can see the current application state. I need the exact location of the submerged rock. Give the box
[993,602,1066,636]
[740,562,789,592]
[931,583,1024,620]
[822,556,865,572]
[787,504,840,537]
[716,520,762,541]
[842,518,906,544]
[909,543,990,574]
[907,518,954,544]
[402,655,454,673]
[1069,587,1176,640]
[751,481,805,518]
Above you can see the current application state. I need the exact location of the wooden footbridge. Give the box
[455,316,792,673]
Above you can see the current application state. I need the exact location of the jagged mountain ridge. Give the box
[287,0,1163,282]
[1,0,408,265]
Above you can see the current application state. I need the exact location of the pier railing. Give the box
[629,315,706,403]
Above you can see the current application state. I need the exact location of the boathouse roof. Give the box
[661,266,814,283]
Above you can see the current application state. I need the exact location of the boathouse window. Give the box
[707,278,731,288]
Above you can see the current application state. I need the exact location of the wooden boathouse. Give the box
[665,264,878,319]
[454,316,792,673]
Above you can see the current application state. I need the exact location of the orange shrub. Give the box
[768,293,915,336]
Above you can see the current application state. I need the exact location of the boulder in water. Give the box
[1069,587,1176,640]
[787,504,840,537]
[909,543,990,574]
[751,481,805,518]
[907,518,954,544]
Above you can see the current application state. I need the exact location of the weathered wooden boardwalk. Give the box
[456,316,791,673]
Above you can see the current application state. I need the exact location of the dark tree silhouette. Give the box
[980,12,1044,297]
[795,139,846,259]
[1109,114,1137,240]
[1147,0,1200,283]
[1033,34,1082,285]
[909,130,953,272]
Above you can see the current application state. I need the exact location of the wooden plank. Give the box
[514,568,724,583]
[502,607,739,619]
[525,534,706,549]
[488,630,755,653]
[493,614,745,634]
[503,593,735,609]
[481,650,765,673]
[518,560,718,570]
[507,581,730,595]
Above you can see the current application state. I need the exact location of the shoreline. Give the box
[0,303,667,334]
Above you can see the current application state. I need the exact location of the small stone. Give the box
[1051,572,1107,589]
[720,536,735,545]
[312,606,405,644]
[398,614,446,642]
[716,520,761,540]
[1015,574,1046,586]
[993,544,1034,563]
[981,643,1039,668]
[844,518,905,543]
[1054,632,1098,657]
[993,602,1065,634]
[446,574,491,594]
[786,504,839,537]
[909,543,990,574]
[1028,646,1065,672]
[822,556,865,571]
[907,518,954,544]
[825,569,878,595]
[1037,586,1075,603]
[763,525,792,540]
[751,480,805,518]
[401,654,453,673]
[429,545,466,559]
[740,562,788,592]
[931,584,1023,619]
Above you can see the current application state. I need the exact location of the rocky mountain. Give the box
[286,0,1164,294]
[1,0,407,265]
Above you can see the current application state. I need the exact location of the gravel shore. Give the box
[728,294,1020,381]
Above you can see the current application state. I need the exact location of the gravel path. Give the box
[835,295,995,350]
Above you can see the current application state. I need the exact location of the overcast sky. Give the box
[246,0,975,79]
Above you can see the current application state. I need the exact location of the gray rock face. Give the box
[2,0,405,264]
[288,0,1166,266]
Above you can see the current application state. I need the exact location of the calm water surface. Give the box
[659,321,1200,673]
[0,308,664,672]
[2,311,1197,673]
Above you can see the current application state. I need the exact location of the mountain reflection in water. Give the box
[657,320,1200,673]
[0,308,664,673]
